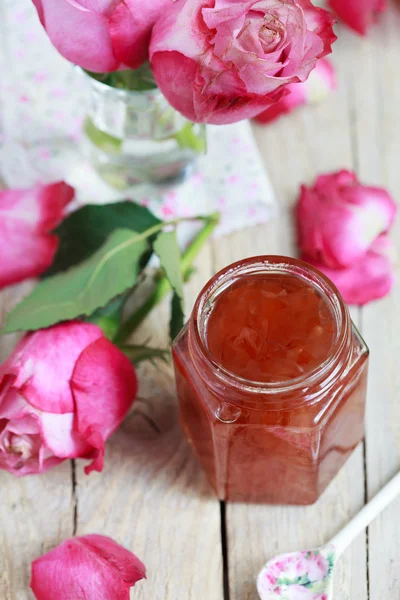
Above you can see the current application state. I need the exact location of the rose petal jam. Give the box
[173,257,369,505]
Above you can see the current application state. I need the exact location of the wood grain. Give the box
[354,7,400,599]
[2,5,400,599]
[0,287,74,600]
[74,246,224,600]
[212,25,369,599]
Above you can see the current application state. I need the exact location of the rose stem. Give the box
[114,213,220,346]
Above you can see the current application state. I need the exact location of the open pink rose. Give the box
[32,0,170,72]
[296,170,397,269]
[150,0,336,125]
[0,322,137,476]
[303,234,396,306]
[328,0,386,35]
[31,534,146,600]
[255,58,336,125]
[0,182,74,289]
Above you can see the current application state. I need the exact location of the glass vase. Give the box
[82,73,206,189]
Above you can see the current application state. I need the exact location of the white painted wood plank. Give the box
[74,246,224,600]
[354,6,400,598]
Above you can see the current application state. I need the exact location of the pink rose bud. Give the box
[0,182,74,289]
[30,534,146,600]
[32,0,170,72]
[328,0,387,35]
[303,234,396,306]
[150,0,336,125]
[255,59,336,124]
[296,170,397,269]
[0,322,137,476]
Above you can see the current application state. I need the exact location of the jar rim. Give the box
[189,255,352,396]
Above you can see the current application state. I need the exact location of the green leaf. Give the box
[170,292,185,341]
[3,229,149,334]
[122,345,170,366]
[153,230,184,301]
[153,230,185,340]
[47,201,161,276]
[86,293,130,341]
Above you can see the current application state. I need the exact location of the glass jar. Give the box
[82,73,206,189]
[172,256,369,505]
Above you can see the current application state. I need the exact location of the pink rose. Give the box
[32,0,170,72]
[150,0,336,125]
[0,322,137,476]
[328,0,387,35]
[0,182,74,289]
[296,170,397,268]
[31,534,146,600]
[304,234,396,306]
[255,58,336,124]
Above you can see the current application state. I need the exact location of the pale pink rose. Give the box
[328,0,386,35]
[150,0,336,125]
[31,535,146,600]
[304,234,396,306]
[0,182,74,289]
[255,58,336,124]
[296,170,397,269]
[32,0,170,72]
[0,322,137,476]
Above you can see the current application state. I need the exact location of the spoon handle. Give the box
[329,471,400,557]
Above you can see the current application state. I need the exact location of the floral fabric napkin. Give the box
[0,0,277,237]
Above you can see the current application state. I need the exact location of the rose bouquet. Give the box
[31,0,337,187]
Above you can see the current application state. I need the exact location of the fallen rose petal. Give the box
[302,234,396,306]
[328,0,387,35]
[255,58,336,124]
[0,182,74,289]
[31,534,146,600]
[296,170,397,269]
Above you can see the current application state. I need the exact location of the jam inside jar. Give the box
[172,256,369,505]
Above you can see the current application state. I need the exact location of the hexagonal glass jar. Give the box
[172,256,369,505]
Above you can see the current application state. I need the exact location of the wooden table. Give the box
[1,6,400,599]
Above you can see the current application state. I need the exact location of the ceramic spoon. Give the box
[257,471,400,600]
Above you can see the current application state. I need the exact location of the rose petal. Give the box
[328,0,387,35]
[71,337,137,474]
[0,322,103,414]
[296,170,397,268]
[32,0,119,72]
[30,535,146,600]
[302,234,396,306]
[0,182,74,288]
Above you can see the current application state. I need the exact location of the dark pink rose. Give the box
[150,0,336,125]
[32,0,170,72]
[31,534,146,600]
[296,170,397,268]
[255,58,336,124]
[0,182,74,289]
[328,0,386,35]
[303,234,396,306]
[0,322,137,476]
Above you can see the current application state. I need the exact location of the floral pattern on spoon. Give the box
[257,548,336,600]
